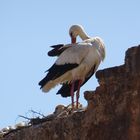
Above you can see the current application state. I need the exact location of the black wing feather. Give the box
[48,44,70,57]
[50,44,64,49]
[38,63,79,89]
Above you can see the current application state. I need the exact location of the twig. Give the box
[30,109,45,117]
[18,115,30,120]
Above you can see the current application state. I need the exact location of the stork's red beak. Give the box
[71,37,76,43]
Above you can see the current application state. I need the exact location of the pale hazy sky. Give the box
[0,0,140,128]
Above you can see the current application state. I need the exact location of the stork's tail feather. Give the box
[39,78,59,93]
[42,81,58,93]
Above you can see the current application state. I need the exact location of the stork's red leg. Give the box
[70,81,75,109]
[76,80,82,109]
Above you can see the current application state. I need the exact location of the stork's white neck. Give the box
[79,29,90,40]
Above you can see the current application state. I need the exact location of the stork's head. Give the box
[69,25,90,43]
[69,25,84,43]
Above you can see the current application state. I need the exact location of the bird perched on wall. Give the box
[39,25,105,109]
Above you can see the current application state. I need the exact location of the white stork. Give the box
[39,25,105,109]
